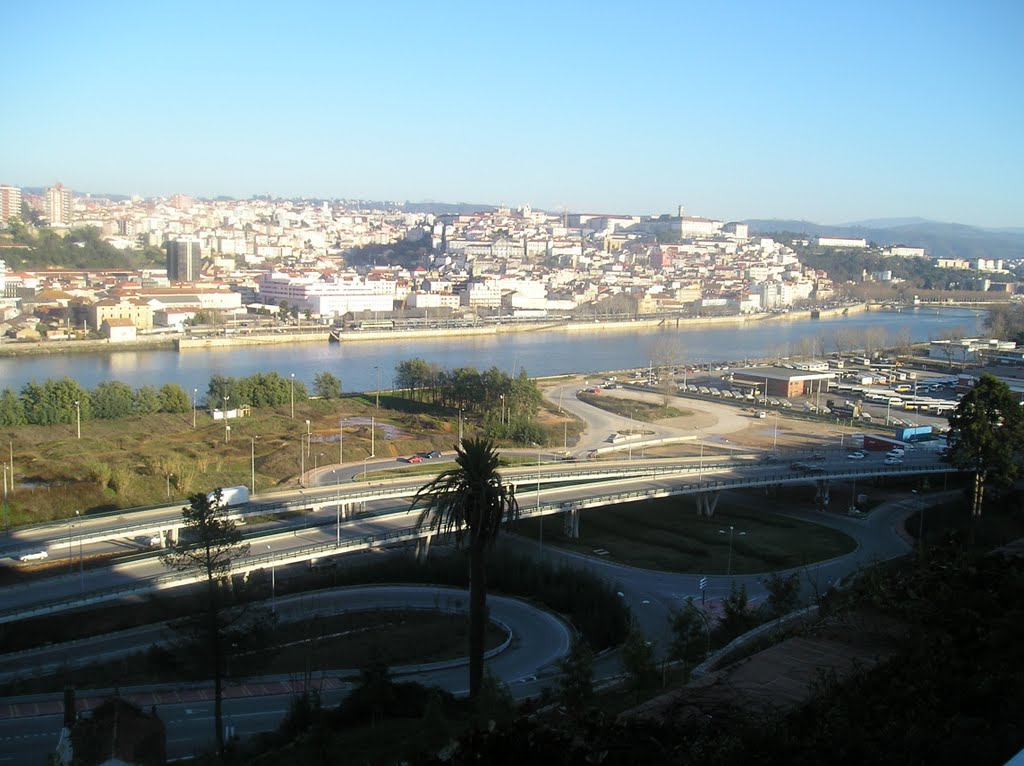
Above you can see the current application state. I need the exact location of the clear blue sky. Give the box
[3,1,1021,227]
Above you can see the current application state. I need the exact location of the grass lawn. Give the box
[515,493,857,574]
[1,609,505,696]
[577,391,691,423]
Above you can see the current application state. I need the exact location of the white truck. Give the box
[207,486,250,507]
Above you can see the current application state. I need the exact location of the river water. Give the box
[0,308,984,394]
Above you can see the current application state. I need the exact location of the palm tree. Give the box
[412,437,518,698]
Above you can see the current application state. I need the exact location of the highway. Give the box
[0,382,961,760]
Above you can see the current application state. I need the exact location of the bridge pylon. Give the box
[695,490,720,517]
[814,479,830,509]
[563,507,580,538]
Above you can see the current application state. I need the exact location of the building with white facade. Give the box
[815,236,868,248]
[0,185,22,226]
[257,272,395,316]
[45,184,73,227]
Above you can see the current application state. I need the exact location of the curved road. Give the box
[0,585,571,762]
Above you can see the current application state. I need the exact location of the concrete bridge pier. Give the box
[415,532,433,562]
[563,507,580,539]
[815,479,830,509]
[168,527,179,545]
[695,490,721,517]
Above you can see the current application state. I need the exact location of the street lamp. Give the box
[912,489,925,548]
[305,419,311,457]
[74,400,81,439]
[267,544,275,613]
[718,525,747,576]
[500,394,506,427]
[628,409,635,461]
[290,373,295,419]
[339,418,344,464]
[75,510,83,592]
[300,434,306,487]
[250,437,258,494]
[370,416,375,458]
[313,452,324,486]
[698,428,705,480]
[225,425,231,443]
[192,388,198,429]
[458,409,463,446]
[374,365,381,409]
[773,411,780,451]
[223,395,230,442]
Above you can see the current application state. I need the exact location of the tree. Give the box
[412,438,518,699]
[668,599,708,668]
[763,572,801,619]
[161,490,250,762]
[0,388,27,426]
[133,385,161,416]
[947,373,1024,517]
[621,623,658,702]
[90,381,134,420]
[158,383,191,413]
[557,635,595,718]
[313,371,342,400]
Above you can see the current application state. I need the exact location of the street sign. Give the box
[699,576,708,590]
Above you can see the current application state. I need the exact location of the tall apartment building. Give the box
[0,185,22,226]
[45,183,73,227]
[166,239,203,282]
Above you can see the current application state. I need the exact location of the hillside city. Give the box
[0,183,1019,343]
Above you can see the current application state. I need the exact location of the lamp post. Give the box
[305,419,311,457]
[336,470,342,544]
[313,452,324,486]
[629,410,635,461]
[250,437,257,494]
[2,462,8,533]
[300,434,305,487]
[192,388,198,429]
[74,400,81,439]
[698,429,705,480]
[374,366,381,409]
[267,545,275,613]
[166,473,174,499]
[458,409,463,446]
[773,411,780,451]
[537,449,543,552]
[75,510,83,592]
[225,425,231,443]
[290,373,295,419]
[339,418,344,464]
[718,525,747,576]
[885,398,892,426]
[912,489,925,548]
[370,416,375,458]
[223,395,230,442]
[500,394,506,427]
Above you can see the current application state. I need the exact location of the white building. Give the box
[816,236,868,248]
[257,272,394,316]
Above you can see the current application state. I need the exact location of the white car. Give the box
[846,451,866,460]
[19,550,49,562]
[884,457,903,465]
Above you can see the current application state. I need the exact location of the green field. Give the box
[515,494,857,574]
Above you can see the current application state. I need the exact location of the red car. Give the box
[406,455,423,463]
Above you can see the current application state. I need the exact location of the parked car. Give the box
[846,451,866,460]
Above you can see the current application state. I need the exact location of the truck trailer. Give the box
[207,486,250,507]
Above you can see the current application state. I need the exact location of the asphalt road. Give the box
[0,382,950,761]
[0,585,571,762]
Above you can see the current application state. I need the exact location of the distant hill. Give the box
[744,218,1024,260]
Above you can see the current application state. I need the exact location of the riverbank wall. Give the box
[177,332,331,350]
[0,304,871,357]
[0,337,176,357]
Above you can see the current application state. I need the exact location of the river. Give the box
[0,308,984,394]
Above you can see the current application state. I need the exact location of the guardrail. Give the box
[0,459,960,624]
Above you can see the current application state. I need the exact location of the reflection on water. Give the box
[0,308,984,396]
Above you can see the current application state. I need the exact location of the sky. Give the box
[3,1,1022,227]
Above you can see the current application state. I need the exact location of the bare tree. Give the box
[647,334,685,404]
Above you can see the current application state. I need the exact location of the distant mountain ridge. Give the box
[744,218,1024,261]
